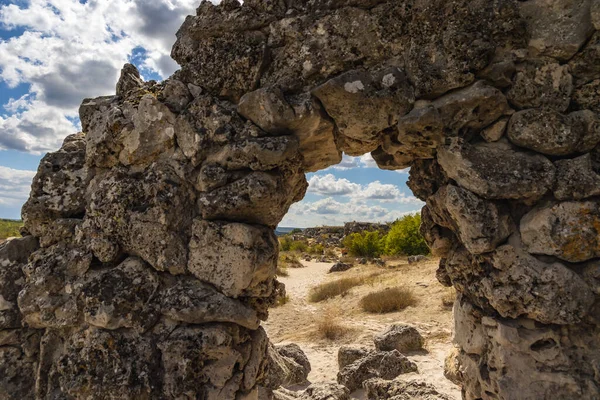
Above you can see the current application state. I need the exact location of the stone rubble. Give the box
[3,0,600,398]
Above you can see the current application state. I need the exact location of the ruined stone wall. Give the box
[2,0,600,398]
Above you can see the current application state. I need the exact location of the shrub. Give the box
[384,214,429,256]
[291,228,303,234]
[343,231,384,258]
[309,277,363,302]
[360,287,417,313]
[279,236,293,251]
[308,243,325,255]
[279,253,304,268]
[289,240,308,252]
[0,219,22,240]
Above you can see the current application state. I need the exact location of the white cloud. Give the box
[0,0,199,154]
[0,166,36,207]
[307,174,422,205]
[307,174,361,196]
[331,154,362,170]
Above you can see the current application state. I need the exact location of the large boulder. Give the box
[312,67,415,156]
[364,377,453,400]
[519,0,595,61]
[338,345,371,369]
[507,109,600,156]
[437,139,555,203]
[554,154,600,200]
[427,185,514,255]
[373,324,424,353]
[520,201,600,263]
[337,350,418,392]
[188,219,278,298]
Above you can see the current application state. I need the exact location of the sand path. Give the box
[263,260,461,399]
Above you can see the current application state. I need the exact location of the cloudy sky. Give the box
[0,0,423,227]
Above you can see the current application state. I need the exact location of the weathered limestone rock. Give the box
[161,276,261,329]
[329,262,352,273]
[437,139,556,203]
[312,67,415,155]
[188,219,277,298]
[519,0,595,61]
[443,347,462,386]
[238,88,342,171]
[338,345,371,369]
[18,243,91,328]
[507,61,573,112]
[337,350,418,392]
[569,32,600,85]
[446,242,595,324]
[81,257,159,331]
[116,63,144,97]
[0,237,39,329]
[454,298,600,400]
[264,343,311,388]
[22,133,90,242]
[373,324,424,353]
[275,383,350,400]
[427,185,514,254]
[480,117,508,142]
[521,201,600,262]
[508,109,600,156]
[364,377,453,400]
[82,163,195,273]
[554,154,600,200]
[374,81,510,169]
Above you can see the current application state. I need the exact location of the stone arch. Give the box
[2,0,600,399]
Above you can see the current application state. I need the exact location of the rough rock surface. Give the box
[6,0,600,399]
[337,350,418,391]
[364,377,453,400]
[329,262,352,273]
[373,324,424,353]
[337,345,371,370]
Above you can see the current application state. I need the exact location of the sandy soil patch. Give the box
[263,258,460,399]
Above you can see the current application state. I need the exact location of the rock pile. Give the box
[2,0,600,398]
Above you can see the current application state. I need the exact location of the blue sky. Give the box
[0,0,422,227]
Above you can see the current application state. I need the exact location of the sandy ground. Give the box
[263,258,461,399]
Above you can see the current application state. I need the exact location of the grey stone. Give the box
[188,219,278,298]
[507,61,573,112]
[160,276,261,329]
[373,324,424,353]
[312,67,415,156]
[554,154,600,200]
[238,89,341,172]
[116,63,144,97]
[437,139,556,203]
[338,345,371,369]
[428,185,514,255]
[519,0,595,61]
[521,201,600,262]
[508,109,600,156]
[329,262,352,273]
[337,350,418,392]
[364,377,453,400]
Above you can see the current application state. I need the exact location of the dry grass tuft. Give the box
[308,277,362,302]
[276,266,289,277]
[279,253,304,268]
[314,308,352,340]
[441,287,456,309]
[360,286,417,314]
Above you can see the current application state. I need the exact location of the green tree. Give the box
[342,231,384,258]
[383,214,429,256]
